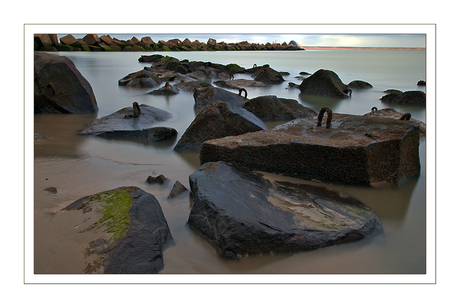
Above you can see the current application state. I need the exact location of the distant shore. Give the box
[300,46,425,51]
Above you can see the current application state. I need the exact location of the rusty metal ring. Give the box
[317,107,333,128]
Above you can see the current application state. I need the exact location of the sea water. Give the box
[34,49,427,274]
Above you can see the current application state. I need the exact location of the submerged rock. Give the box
[213,79,266,89]
[168,181,188,198]
[188,161,383,260]
[118,67,162,87]
[250,65,285,84]
[380,90,426,107]
[200,112,420,187]
[34,52,98,114]
[242,95,317,121]
[348,80,373,89]
[299,69,351,98]
[62,186,173,273]
[174,101,267,152]
[79,104,172,137]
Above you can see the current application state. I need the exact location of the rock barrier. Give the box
[34,34,304,52]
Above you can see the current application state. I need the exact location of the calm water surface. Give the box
[34,50,427,274]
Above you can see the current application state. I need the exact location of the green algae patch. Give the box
[89,187,136,243]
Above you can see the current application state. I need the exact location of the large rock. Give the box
[213,79,266,90]
[118,67,162,88]
[200,113,421,187]
[251,65,284,84]
[80,104,172,136]
[34,52,98,114]
[242,95,317,121]
[188,162,383,260]
[299,69,352,98]
[174,101,267,152]
[193,86,247,113]
[83,34,101,45]
[380,90,426,107]
[62,186,173,273]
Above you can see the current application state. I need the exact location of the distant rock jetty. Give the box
[34,34,304,52]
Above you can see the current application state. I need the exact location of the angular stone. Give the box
[99,35,113,45]
[363,107,426,137]
[83,34,101,45]
[174,101,267,152]
[60,34,78,46]
[242,95,317,121]
[188,162,383,260]
[193,86,247,113]
[200,113,421,187]
[168,181,188,198]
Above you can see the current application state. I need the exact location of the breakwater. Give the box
[34,34,303,52]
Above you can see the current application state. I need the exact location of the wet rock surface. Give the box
[62,186,173,273]
[363,107,426,137]
[174,101,267,152]
[299,69,351,98]
[79,104,172,137]
[200,113,421,186]
[242,95,317,121]
[348,80,373,89]
[188,162,383,260]
[34,52,98,114]
[193,86,248,113]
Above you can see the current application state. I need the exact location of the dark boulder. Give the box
[242,95,317,121]
[200,113,420,187]
[138,54,164,63]
[147,82,179,95]
[174,101,267,152]
[146,174,168,184]
[188,161,383,260]
[34,52,98,114]
[62,186,173,273]
[118,67,162,88]
[193,86,247,113]
[299,69,351,98]
[79,104,172,136]
[380,90,426,107]
[417,80,426,86]
[348,80,373,89]
[251,65,284,84]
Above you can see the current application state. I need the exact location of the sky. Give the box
[58,33,426,48]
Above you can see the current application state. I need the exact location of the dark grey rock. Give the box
[380,90,426,107]
[147,82,179,95]
[174,101,267,152]
[118,67,162,88]
[34,52,98,114]
[250,65,284,84]
[193,86,247,113]
[242,95,317,121]
[79,104,172,136]
[348,80,373,89]
[188,162,383,260]
[299,69,351,98]
[168,181,188,198]
[147,174,168,184]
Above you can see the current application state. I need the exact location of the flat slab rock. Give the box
[79,104,172,136]
[62,186,173,273]
[188,162,383,260]
[200,113,421,186]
